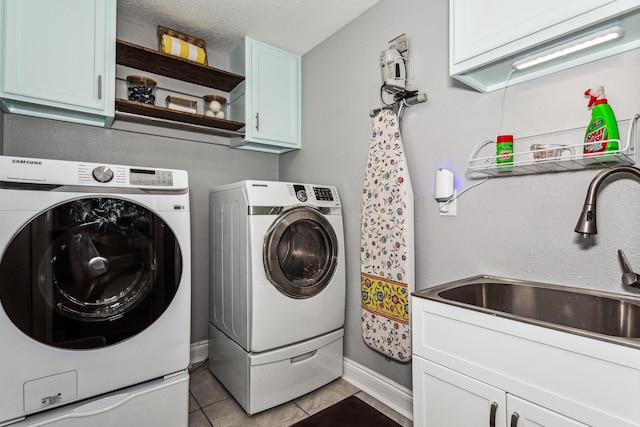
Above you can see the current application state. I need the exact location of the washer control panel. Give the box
[85,166,173,186]
[129,168,174,186]
[1,156,187,189]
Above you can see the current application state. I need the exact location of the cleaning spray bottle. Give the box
[583,86,619,158]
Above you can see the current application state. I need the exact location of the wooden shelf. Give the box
[115,98,245,136]
[115,39,246,137]
[116,39,244,92]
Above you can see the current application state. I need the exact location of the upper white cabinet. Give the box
[450,0,640,92]
[0,0,116,127]
[229,37,301,154]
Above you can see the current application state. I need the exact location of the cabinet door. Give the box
[231,37,301,153]
[449,0,640,91]
[413,356,508,427]
[0,0,115,125]
[451,0,614,65]
[507,395,588,427]
[250,41,300,147]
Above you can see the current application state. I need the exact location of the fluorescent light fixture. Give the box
[512,26,624,71]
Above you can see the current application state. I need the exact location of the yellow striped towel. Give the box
[161,34,206,64]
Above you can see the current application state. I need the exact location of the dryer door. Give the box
[263,207,338,298]
[0,197,182,349]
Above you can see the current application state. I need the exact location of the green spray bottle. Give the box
[583,86,619,158]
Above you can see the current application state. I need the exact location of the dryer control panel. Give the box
[241,180,341,209]
[293,184,308,202]
[313,186,335,201]
[286,183,340,207]
[292,184,335,203]
[291,183,338,205]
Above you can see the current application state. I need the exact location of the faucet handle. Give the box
[618,250,640,288]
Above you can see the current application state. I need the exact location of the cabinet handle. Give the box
[510,412,519,427]
[255,112,259,130]
[98,75,102,100]
[489,402,498,427]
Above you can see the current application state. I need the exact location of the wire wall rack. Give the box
[468,140,634,177]
[467,115,639,177]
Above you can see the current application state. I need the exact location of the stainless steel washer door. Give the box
[263,207,338,298]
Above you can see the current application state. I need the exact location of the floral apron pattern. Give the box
[361,110,414,362]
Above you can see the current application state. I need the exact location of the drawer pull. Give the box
[291,350,317,363]
[510,412,520,427]
[489,401,498,427]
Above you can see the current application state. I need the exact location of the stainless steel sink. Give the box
[414,275,640,349]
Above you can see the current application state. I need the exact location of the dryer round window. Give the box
[263,206,338,298]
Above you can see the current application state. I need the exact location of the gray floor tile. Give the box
[247,402,309,427]
[188,409,213,427]
[355,391,413,427]
[189,366,231,408]
[202,397,309,427]
[293,377,360,415]
[189,366,411,426]
[201,397,258,426]
[189,392,200,412]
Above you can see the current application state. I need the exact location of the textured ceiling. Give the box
[117,0,381,56]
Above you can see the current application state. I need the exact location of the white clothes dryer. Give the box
[209,180,345,414]
[0,156,191,426]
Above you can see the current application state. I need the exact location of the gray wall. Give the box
[0,17,280,345]
[0,110,3,152]
[280,0,640,389]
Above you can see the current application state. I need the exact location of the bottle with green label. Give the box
[496,134,513,168]
[584,87,619,159]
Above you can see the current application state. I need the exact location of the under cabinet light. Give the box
[512,26,624,71]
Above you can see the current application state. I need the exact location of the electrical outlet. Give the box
[439,190,457,216]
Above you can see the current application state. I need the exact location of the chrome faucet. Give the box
[574,165,640,288]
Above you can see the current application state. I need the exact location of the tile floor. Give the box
[188,364,412,427]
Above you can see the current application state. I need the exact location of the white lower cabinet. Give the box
[413,356,506,427]
[411,295,640,426]
[413,357,587,426]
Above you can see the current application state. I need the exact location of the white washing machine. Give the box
[0,156,191,426]
[209,180,345,414]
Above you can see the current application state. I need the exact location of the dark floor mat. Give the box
[291,395,402,427]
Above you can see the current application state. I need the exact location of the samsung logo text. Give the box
[12,159,42,165]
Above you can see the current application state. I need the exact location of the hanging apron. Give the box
[360,109,414,362]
